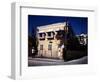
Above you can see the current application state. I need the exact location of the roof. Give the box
[37,22,66,33]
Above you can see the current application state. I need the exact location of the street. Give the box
[28,56,87,66]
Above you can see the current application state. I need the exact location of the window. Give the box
[48,32,51,36]
[39,33,45,37]
[40,45,43,50]
[39,33,42,37]
[48,44,52,50]
[47,32,54,39]
[39,33,45,40]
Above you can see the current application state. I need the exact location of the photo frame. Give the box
[11,2,96,79]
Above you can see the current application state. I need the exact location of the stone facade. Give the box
[37,22,67,59]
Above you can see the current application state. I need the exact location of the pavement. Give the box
[28,56,88,66]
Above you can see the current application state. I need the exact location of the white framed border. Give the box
[11,2,97,80]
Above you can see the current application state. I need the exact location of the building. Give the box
[76,34,88,45]
[36,22,68,59]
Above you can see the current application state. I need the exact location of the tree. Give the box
[63,22,80,61]
[28,28,38,57]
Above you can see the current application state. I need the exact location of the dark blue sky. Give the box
[28,15,88,36]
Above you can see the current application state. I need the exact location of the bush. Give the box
[63,49,87,61]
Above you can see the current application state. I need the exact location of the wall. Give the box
[37,22,65,58]
[0,0,100,81]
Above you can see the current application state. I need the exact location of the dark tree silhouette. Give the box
[67,24,80,50]
[63,22,87,61]
[28,36,33,57]
[28,28,38,57]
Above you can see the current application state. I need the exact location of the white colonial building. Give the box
[36,22,68,59]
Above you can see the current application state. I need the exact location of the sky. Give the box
[28,15,88,36]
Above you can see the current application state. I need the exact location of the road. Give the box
[28,56,87,66]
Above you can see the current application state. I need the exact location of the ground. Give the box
[28,56,87,66]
